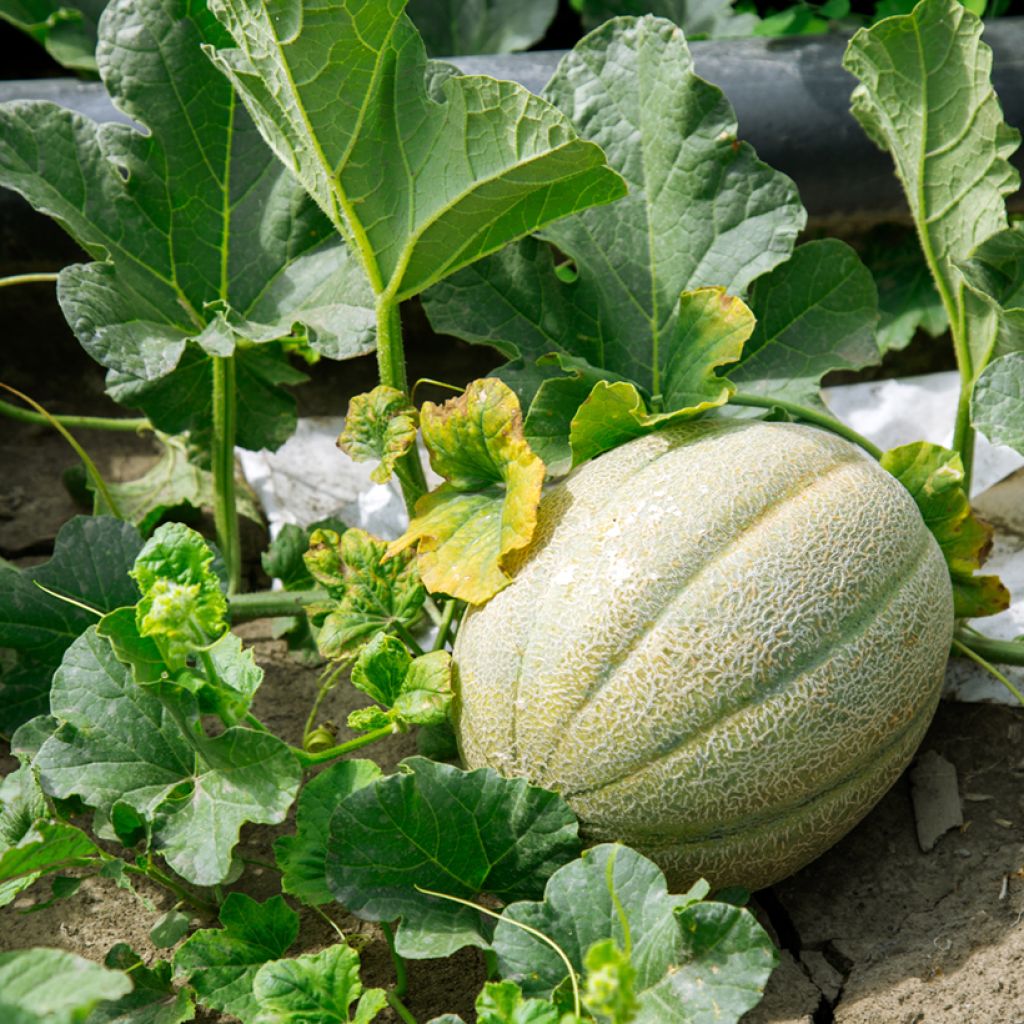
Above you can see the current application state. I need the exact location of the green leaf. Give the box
[580,0,759,38]
[0,820,104,908]
[150,910,192,949]
[727,240,880,406]
[406,0,557,56]
[958,226,1024,359]
[206,0,625,303]
[251,944,388,1024]
[569,288,754,464]
[495,845,776,1022]
[424,15,803,453]
[388,378,545,604]
[0,761,46,848]
[106,345,312,456]
[351,633,413,707]
[863,225,948,354]
[844,0,1020,376]
[88,433,263,536]
[0,515,143,737]
[347,706,394,732]
[0,0,105,71]
[881,442,1008,618]
[326,757,580,958]
[393,650,453,726]
[0,0,372,431]
[173,893,299,1020]
[305,528,426,659]
[35,628,301,885]
[131,523,227,661]
[973,351,1024,458]
[582,939,638,1023]
[86,944,195,1024]
[0,949,132,1024]
[473,981,561,1024]
[338,387,419,486]
[275,760,383,907]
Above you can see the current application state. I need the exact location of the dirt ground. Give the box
[4,325,1024,1022]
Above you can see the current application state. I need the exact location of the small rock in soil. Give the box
[910,749,963,852]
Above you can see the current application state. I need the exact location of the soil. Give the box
[3,328,1024,1022]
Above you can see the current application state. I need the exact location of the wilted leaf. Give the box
[881,442,1009,617]
[388,379,544,603]
[305,528,426,659]
[339,387,419,485]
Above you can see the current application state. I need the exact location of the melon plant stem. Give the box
[290,723,396,767]
[954,630,1024,668]
[227,589,328,622]
[0,271,59,288]
[952,638,1024,705]
[211,354,241,595]
[376,296,428,516]
[728,392,883,459]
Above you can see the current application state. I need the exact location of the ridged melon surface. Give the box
[453,420,954,890]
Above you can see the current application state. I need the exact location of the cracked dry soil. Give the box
[3,350,1024,1022]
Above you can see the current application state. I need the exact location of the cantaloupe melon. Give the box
[453,420,954,890]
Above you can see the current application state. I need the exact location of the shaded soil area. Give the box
[3,332,1024,1022]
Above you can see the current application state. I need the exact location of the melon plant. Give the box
[452,420,955,889]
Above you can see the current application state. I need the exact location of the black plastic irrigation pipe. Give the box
[0,19,1022,236]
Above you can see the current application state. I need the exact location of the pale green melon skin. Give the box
[453,420,954,890]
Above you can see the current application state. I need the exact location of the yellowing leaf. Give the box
[338,387,419,485]
[388,379,544,604]
[881,442,1009,618]
[570,289,753,465]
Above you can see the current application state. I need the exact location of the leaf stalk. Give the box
[0,398,151,432]
[728,392,883,459]
[211,355,241,595]
[291,723,397,767]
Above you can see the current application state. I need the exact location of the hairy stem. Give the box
[212,355,241,595]
[122,861,217,917]
[728,392,883,459]
[0,398,150,432]
[432,599,462,652]
[227,589,329,622]
[303,660,350,748]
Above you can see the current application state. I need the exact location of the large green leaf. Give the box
[274,759,383,907]
[0,0,106,71]
[495,844,776,1022]
[844,0,1020,377]
[173,894,299,1020]
[206,0,625,303]
[0,949,132,1024]
[424,15,803,464]
[0,820,104,908]
[0,0,373,444]
[34,628,301,885]
[388,378,545,603]
[727,239,880,407]
[251,945,388,1024]
[0,515,143,737]
[407,0,557,56]
[325,757,580,958]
